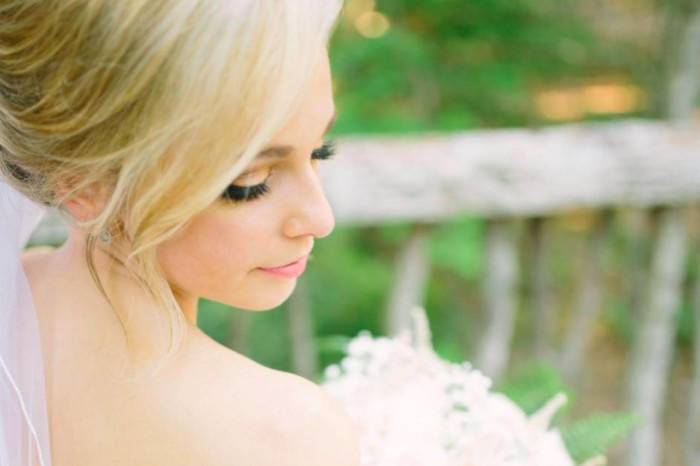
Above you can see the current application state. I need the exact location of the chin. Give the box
[224,281,298,311]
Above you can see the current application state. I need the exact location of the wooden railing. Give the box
[28,119,700,466]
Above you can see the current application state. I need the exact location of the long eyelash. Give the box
[221,182,270,203]
[311,140,336,160]
[221,139,337,204]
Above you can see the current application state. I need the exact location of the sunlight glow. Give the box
[535,82,644,121]
[355,11,391,38]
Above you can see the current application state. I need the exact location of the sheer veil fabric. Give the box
[0,181,52,466]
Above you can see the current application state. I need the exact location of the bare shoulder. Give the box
[20,245,56,275]
[263,369,363,466]
[184,335,362,466]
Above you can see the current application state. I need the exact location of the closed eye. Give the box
[220,139,337,203]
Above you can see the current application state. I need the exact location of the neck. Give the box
[46,229,200,372]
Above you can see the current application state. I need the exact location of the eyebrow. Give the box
[256,112,337,159]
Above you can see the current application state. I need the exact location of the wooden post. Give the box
[560,210,611,384]
[625,207,688,466]
[665,0,700,121]
[384,224,432,337]
[288,276,318,380]
[477,218,519,382]
[526,216,557,362]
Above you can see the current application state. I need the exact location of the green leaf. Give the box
[561,411,641,464]
[316,334,353,356]
[495,362,572,416]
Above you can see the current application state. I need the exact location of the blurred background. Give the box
[197,1,700,466]
[28,1,700,465]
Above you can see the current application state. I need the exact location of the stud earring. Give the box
[98,229,112,244]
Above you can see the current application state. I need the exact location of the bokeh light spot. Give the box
[355,11,391,38]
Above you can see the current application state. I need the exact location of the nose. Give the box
[282,168,336,239]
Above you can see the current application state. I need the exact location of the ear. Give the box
[56,181,109,223]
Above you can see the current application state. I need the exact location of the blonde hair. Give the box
[0,0,343,368]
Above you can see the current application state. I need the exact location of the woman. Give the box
[0,1,361,465]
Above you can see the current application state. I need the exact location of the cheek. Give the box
[156,209,267,296]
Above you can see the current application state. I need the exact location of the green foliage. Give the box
[602,300,636,345]
[561,412,642,464]
[198,298,293,369]
[316,334,353,358]
[678,256,699,348]
[495,362,638,463]
[197,298,232,344]
[429,217,484,281]
[305,225,395,371]
[330,0,642,133]
[308,225,394,335]
[432,337,468,364]
[677,304,696,348]
[495,361,573,417]
[245,306,292,369]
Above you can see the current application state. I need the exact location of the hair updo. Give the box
[0,0,342,364]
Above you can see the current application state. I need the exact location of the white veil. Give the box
[0,180,52,466]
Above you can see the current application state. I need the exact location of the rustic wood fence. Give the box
[29,119,700,466]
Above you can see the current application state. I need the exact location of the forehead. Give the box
[270,52,335,144]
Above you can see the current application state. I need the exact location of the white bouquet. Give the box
[320,307,607,466]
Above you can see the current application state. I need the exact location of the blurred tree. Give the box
[330,0,641,133]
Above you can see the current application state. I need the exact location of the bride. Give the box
[0,1,361,465]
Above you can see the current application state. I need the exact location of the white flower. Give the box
[320,306,586,466]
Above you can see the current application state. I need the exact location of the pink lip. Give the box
[258,255,308,278]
